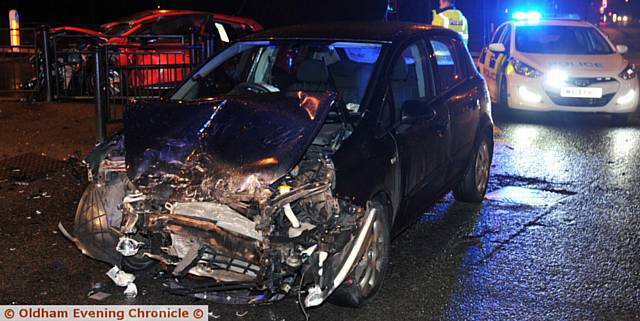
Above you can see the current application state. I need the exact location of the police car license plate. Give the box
[560,87,603,99]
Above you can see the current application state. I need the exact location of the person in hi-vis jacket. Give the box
[432,0,468,45]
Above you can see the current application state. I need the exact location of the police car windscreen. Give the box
[515,26,614,55]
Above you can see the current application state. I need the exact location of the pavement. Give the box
[0,101,639,321]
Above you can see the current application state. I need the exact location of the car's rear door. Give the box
[428,36,482,180]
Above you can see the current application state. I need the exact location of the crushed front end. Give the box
[60,92,377,307]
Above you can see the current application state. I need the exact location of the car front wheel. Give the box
[453,134,493,203]
[329,200,390,307]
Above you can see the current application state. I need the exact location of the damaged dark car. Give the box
[60,22,494,309]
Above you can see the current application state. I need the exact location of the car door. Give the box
[494,25,512,99]
[388,39,451,227]
[428,36,481,180]
[479,24,507,100]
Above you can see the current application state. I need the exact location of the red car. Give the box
[50,10,263,95]
[52,10,262,43]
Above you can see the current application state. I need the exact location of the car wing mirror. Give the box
[488,43,506,53]
[401,100,437,124]
[616,44,629,54]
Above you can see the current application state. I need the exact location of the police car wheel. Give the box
[499,75,510,110]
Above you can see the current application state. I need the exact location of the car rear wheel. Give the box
[329,200,390,308]
[453,134,492,203]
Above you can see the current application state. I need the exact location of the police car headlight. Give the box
[511,60,542,78]
[619,64,637,80]
[617,89,636,105]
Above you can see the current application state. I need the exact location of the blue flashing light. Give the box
[512,11,542,23]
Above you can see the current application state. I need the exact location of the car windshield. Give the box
[515,25,614,55]
[171,40,384,111]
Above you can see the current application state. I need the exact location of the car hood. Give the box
[123,92,335,200]
[518,53,627,77]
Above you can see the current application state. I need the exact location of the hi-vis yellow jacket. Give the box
[432,8,469,45]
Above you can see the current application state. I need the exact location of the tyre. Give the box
[498,75,513,118]
[498,75,509,109]
[329,200,391,308]
[453,134,493,203]
[611,114,630,126]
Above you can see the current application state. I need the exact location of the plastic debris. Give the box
[35,210,42,215]
[124,282,138,298]
[208,312,221,319]
[88,291,111,301]
[29,190,51,199]
[106,266,136,287]
[235,311,248,317]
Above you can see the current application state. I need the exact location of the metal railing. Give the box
[88,34,217,142]
[51,34,214,101]
[0,26,217,142]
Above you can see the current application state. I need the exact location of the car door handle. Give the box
[433,119,449,137]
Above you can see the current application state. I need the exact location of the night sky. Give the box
[1,0,638,50]
[0,0,389,28]
[2,0,637,28]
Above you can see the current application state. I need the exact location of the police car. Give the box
[478,13,639,123]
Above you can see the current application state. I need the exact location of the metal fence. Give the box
[50,34,212,101]
[0,28,214,102]
[0,27,217,142]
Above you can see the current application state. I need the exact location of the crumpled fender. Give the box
[59,179,127,266]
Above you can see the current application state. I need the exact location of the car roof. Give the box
[508,19,595,28]
[105,10,262,30]
[242,21,456,43]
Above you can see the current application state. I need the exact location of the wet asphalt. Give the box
[1,110,639,321]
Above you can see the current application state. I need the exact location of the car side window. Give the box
[389,40,431,119]
[429,38,462,92]
[491,25,506,44]
[501,25,512,55]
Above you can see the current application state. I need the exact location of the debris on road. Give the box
[124,282,138,298]
[106,266,136,287]
[88,291,111,301]
[106,266,139,298]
